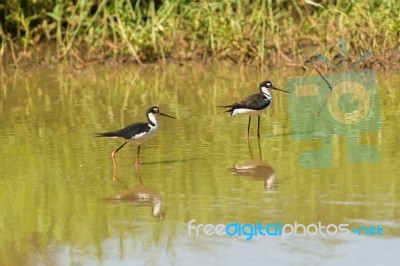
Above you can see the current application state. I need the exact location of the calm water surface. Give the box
[0,63,399,265]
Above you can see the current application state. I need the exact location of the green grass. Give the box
[0,0,399,68]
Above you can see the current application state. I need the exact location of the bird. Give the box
[218,80,289,141]
[96,106,175,180]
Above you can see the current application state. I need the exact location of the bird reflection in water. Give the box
[231,140,277,190]
[106,167,165,219]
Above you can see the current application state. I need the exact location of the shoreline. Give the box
[2,43,399,71]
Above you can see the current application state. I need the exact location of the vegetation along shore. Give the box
[0,0,399,69]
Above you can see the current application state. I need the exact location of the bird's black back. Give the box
[220,93,271,111]
[96,122,151,139]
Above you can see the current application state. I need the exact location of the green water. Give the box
[0,63,399,265]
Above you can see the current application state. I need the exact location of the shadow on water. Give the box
[230,140,277,190]
[140,157,202,165]
[104,167,165,219]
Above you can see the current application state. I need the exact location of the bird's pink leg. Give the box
[111,142,127,181]
[246,116,251,143]
[135,145,141,167]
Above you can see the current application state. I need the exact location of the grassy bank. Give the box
[0,0,399,68]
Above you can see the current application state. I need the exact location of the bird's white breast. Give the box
[231,108,267,117]
[128,124,159,145]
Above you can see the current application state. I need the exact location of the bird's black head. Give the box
[260,80,273,89]
[148,106,160,114]
[259,80,289,94]
[259,81,274,94]
[147,106,176,119]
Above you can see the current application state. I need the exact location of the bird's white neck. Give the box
[261,86,272,100]
[147,113,158,126]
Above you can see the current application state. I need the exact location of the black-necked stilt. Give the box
[218,80,289,141]
[96,106,175,180]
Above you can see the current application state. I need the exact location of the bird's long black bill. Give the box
[273,87,290,93]
[160,112,176,119]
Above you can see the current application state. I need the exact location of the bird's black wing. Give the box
[96,122,151,139]
[218,93,270,112]
[236,93,271,110]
